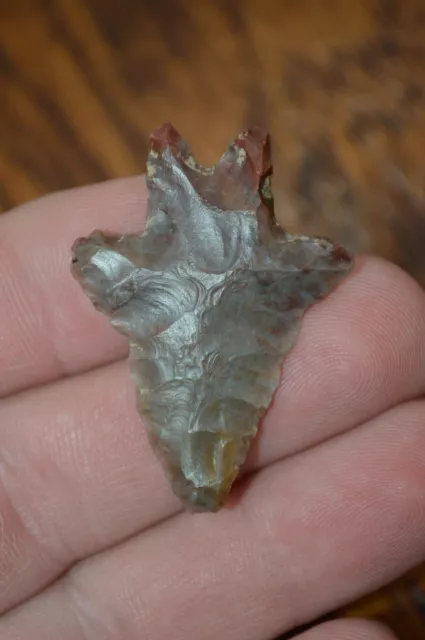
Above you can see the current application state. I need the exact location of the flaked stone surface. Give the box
[71,123,353,512]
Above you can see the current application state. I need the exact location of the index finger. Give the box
[0,177,147,397]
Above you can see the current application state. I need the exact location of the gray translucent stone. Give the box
[71,123,353,512]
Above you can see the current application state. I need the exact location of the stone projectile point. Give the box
[71,123,353,512]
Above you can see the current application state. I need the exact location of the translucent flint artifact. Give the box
[71,123,353,512]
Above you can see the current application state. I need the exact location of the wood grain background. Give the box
[1,1,425,638]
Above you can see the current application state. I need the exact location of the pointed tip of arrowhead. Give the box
[150,122,181,149]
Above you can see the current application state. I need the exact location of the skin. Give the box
[0,177,424,639]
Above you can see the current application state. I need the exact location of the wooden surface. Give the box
[1,1,425,283]
[1,1,425,638]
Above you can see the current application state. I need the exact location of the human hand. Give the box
[0,177,424,640]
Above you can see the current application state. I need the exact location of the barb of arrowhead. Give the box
[71,123,353,512]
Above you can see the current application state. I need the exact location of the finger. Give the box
[0,360,178,615]
[295,619,397,640]
[1,258,425,613]
[1,171,424,414]
[1,399,423,640]
[260,254,425,460]
[0,177,146,397]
